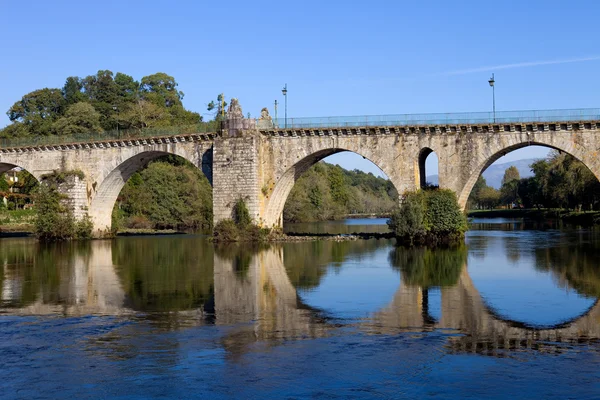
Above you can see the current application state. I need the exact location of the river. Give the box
[1,218,599,399]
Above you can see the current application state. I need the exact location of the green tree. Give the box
[478,186,501,209]
[140,72,183,108]
[34,184,74,241]
[207,94,228,119]
[81,70,120,130]
[387,191,425,244]
[115,159,212,230]
[62,77,85,105]
[500,166,521,207]
[7,88,66,135]
[388,189,467,245]
[52,102,103,135]
[501,165,521,186]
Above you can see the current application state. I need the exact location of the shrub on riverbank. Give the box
[388,189,467,245]
[213,199,270,242]
[34,182,93,241]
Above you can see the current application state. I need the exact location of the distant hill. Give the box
[426,158,538,189]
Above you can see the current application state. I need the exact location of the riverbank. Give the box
[468,209,600,226]
[0,209,36,233]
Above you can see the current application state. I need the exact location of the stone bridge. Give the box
[1,107,599,234]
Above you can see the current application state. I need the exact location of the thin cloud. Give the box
[441,56,600,76]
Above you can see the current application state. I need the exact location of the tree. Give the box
[501,166,520,186]
[82,70,120,130]
[120,100,170,129]
[500,166,521,207]
[62,77,85,105]
[7,88,66,135]
[140,72,183,108]
[478,186,501,209]
[52,102,103,135]
[207,94,228,119]
[387,192,425,244]
[114,72,140,103]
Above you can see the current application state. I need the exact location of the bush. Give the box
[233,198,252,227]
[213,219,239,242]
[126,215,153,229]
[34,184,93,241]
[74,214,94,239]
[213,199,269,242]
[388,189,467,246]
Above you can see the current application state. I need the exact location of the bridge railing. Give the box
[0,121,221,148]
[268,108,600,129]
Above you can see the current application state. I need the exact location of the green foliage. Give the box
[388,189,467,245]
[52,102,103,135]
[7,88,66,136]
[213,219,240,242]
[284,162,398,222]
[40,169,85,184]
[470,151,600,212]
[114,158,212,231]
[213,199,269,242]
[34,185,74,241]
[1,70,202,138]
[34,174,93,241]
[387,192,425,244]
[234,198,252,227]
[501,165,520,186]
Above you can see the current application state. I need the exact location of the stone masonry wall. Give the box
[212,132,260,224]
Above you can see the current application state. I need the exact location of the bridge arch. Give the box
[418,147,439,189]
[88,148,212,234]
[456,139,600,210]
[263,148,400,227]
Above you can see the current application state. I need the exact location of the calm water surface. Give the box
[1,219,600,399]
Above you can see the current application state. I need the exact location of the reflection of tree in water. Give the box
[0,240,91,307]
[535,242,600,298]
[214,243,269,279]
[112,237,214,312]
[388,245,467,288]
[503,236,522,264]
[282,239,393,289]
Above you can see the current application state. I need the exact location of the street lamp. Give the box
[281,84,288,128]
[488,74,496,123]
[112,105,119,137]
[274,99,278,126]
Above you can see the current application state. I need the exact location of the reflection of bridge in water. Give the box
[2,243,599,354]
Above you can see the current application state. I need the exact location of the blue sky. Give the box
[1,0,599,176]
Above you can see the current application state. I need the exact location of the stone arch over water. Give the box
[262,147,400,227]
[88,147,212,234]
[456,139,600,210]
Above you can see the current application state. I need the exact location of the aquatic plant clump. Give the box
[388,189,467,245]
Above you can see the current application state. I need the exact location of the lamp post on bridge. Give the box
[488,74,496,123]
[282,84,288,128]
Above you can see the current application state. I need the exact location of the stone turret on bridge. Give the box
[0,103,598,235]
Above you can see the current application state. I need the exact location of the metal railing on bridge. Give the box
[265,108,600,129]
[2,108,600,148]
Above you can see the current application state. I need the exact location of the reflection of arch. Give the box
[89,149,212,233]
[457,141,599,210]
[264,148,398,227]
[370,264,600,346]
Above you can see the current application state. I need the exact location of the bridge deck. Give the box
[1,108,599,150]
